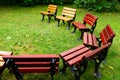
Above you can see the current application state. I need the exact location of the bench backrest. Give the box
[47,4,57,15]
[84,42,111,59]
[100,25,115,45]
[62,7,76,20]
[83,13,98,30]
[3,54,59,73]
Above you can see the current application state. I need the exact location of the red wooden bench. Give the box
[83,24,115,49]
[59,25,115,80]
[40,4,57,23]
[0,51,13,76]
[3,54,59,80]
[59,42,112,80]
[72,13,98,40]
[56,7,76,30]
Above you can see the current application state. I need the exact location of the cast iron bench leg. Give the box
[60,60,67,74]
[94,49,108,78]
[41,14,45,21]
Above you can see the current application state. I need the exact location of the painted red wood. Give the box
[18,67,59,73]
[83,32,98,48]
[106,25,115,40]
[63,47,90,61]
[60,45,85,57]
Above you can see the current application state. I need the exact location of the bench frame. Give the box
[3,54,59,80]
[56,7,76,30]
[40,4,57,23]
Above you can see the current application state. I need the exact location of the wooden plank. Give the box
[0,51,12,56]
[87,42,111,59]
[100,31,107,45]
[60,45,85,57]
[18,67,59,73]
[92,34,98,48]
[62,10,76,15]
[68,50,92,66]
[83,17,94,26]
[16,62,59,67]
[88,33,93,46]
[0,62,5,68]
[83,32,88,45]
[3,54,59,58]
[63,7,76,12]
[86,13,98,20]
[63,47,90,61]
[103,28,110,42]
[106,25,115,39]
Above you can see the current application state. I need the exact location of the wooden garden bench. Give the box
[56,7,76,30]
[40,4,57,23]
[59,25,115,80]
[3,54,60,80]
[59,42,112,80]
[72,13,98,40]
[0,51,13,77]
[83,24,115,49]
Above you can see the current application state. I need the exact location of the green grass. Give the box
[0,4,120,80]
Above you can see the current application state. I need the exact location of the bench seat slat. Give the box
[0,51,13,56]
[56,16,73,21]
[72,22,89,29]
[67,50,92,66]
[60,45,85,57]
[63,47,90,61]
[92,34,98,48]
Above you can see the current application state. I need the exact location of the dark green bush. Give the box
[74,0,120,12]
[0,0,72,6]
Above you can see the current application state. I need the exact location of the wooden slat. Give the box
[103,28,110,42]
[63,47,90,61]
[67,55,83,66]
[83,17,94,26]
[100,31,107,45]
[106,25,115,39]
[92,34,98,48]
[0,51,13,56]
[83,32,88,45]
[62,13,75,18]
[87,42,111,59]
[86,13,98,20]
[3,54,59,59]
[88,33,93,46]
[16,62,59,67]
[72,22,88,29]
[63,7,76,12]
[62,10,76,15]
[0,56,5,68]
[68,50,92,66]
[0,62,5,68]
[60,45,85,57]
[18,67,59,73]
[48,4,57,8]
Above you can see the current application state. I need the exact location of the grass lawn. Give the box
[0,4,120,80]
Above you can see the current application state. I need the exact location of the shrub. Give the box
[74,0,120,12]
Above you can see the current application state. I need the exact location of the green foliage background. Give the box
[74,0,120,12]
